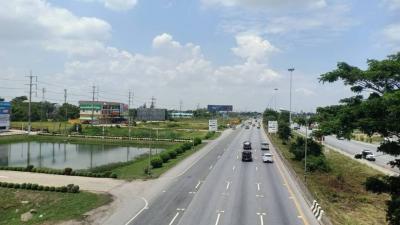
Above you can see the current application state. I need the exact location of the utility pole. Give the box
[150,96,156,109]
[179,100,183,112]
[91,85,96,125]
[64,89,68,122]
[26,71,37,133]
[128,90,132,139]
[288,68,295,125]
[41,88,46,123]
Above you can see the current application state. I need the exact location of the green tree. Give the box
[318,52,400,224]
[277,121,291,142]
[263,108,278,121]
[56,103,79,121]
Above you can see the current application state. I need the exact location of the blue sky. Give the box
[0,0,399,111]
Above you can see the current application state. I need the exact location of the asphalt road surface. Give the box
[130,125,319,225]
[297,127,399,174]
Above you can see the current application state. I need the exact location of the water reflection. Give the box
[0,141,162,170]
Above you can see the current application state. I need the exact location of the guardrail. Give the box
[311,200,325,221]
[37,133,193,143]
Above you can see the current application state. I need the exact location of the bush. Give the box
[1,182,7,187]
[160,152,171,163]
[26,165,34,172]
[71,185,80,193]
[110,173,118,179]
[194,137,202,146]
[50,186,56,192]
[31,184,38,190]
[21,183,27,189]
[151,157,163,168]
[305,155,331,172]
[182,142,192,151]
[44,186,50,191]
[289,136,323,161]
[26,183,32,190]
[175,146,184,154]
[7,183,14,188]
[14,183,20,189]
[205,131,215,139]
[38,185,44,191]
[64,167,72,175]
[60,186,68,193]
[168,150,177,159]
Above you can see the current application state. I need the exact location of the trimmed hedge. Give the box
[0,165,118,179]
[160,152,171,163]
[0,182,80,193]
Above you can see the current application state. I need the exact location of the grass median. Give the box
[268,133,389,225]
[0,188,110,225]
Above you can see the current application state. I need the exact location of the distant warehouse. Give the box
[79,101,128,124]
[137,108,167,121]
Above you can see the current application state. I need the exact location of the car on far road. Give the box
[261,142,269,150]
[355,150,376,161]
[243,141,252,150]
[262,153,273,163]
[242,151,253,162]
[245,125,250,129]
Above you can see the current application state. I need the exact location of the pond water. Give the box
[0,141,163,170]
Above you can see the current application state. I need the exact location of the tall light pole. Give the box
[304,115,309,183]
[288,68,295,125]
[274,88,278,111]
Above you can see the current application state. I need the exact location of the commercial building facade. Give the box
[79,101,128,124]
[0,102,11,132]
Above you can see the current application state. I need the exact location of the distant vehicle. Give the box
[262,153,273,163]
[261,142,269,150]
[245,125,250,129]
[293,126,300,130]
[252,124,255,127]
[243,141,252,150]
[257,125,260,129]
[242,151,253,162]
[355,150,376,161]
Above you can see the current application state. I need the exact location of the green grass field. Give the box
[0,188,110,225]
[269,134,388,225]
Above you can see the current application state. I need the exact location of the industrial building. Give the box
[79,101,128,124]
[170,112,194,118]
[136,108,167,121]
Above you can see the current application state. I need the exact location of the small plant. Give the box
[168,150,177,159]
[151,157,163,168]
[31,184,39,190]
[26,165,34,172]
[110,173,118,178]
[160,152,171,163]
[50,186,56,192]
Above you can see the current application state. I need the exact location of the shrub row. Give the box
[0,166,117,179]
[204,131,216,139]
[150,138,203,169]
[0,182,80,193]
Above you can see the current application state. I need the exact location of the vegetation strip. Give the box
[0,182,80,193]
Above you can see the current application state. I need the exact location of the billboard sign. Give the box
[0,102,11,115]
[0,114,10,129]
[268,121,278,133]
[207,105,233,112]
[209,119,218,131]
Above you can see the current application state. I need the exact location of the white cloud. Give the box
[383,0,400,10]
[231,34,279,61]
[0,0,111,56]
[382,23,400,50]
[295,88,315,96]
[79,0,138,11]
[202,0,326,9]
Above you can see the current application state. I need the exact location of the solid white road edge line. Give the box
[124,197,149,225]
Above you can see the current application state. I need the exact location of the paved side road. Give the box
[296,127,399,175]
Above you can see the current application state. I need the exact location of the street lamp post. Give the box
[288,68,295,125]
[304,115,309,183]
[274,88,278,111]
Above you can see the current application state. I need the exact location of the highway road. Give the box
[296,127,399,174]
[130,124,319,225]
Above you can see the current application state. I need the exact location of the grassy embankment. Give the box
[268,133,389,225]
[112,142,208,180]
[0,188,110,225]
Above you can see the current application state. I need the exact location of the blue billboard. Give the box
[207,105,233,112]
[0,102,11,114]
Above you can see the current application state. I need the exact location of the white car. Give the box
[262,153,273,163]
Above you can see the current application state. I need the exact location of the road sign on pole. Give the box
[209,119,218,132]
[268,121,278,133]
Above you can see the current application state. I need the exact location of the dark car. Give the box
[243,141,252,150]
[242,151,252,162]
